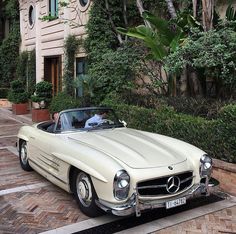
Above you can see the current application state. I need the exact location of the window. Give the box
[78,0,90,11]
[79,0,89,7]
[28,5,35,27]
[76,58,87,97]
[49,0,58,18]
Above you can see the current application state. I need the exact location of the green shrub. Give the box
[7,80,28,103]
[102,100,236,163]
[102,92,235,119]
[218,104,236,123]
[31,81,52,108]
[210,104,236,162]
[49,92,80,113]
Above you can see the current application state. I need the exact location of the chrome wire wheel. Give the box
[72,170,104,217]
[76,172,93,207]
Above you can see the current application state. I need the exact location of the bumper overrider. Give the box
[96,178,219,217]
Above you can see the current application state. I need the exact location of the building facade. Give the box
[19,0,90,95]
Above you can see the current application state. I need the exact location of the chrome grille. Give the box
[137,171,193,196]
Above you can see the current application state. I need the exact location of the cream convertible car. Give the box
[17,107,218,217]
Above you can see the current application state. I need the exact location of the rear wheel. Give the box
[72,170,103,217]
[19,141,32,171]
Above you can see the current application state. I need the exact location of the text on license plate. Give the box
[166,197,186,209]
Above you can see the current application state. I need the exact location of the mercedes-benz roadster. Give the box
[17,107,218,217]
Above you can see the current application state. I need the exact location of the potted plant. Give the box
[7,80,29,115]
[31,81,52,122]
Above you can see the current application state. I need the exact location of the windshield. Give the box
[55,108,124,132]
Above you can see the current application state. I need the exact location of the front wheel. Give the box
[72,170,103,217]
[19,141,32,171]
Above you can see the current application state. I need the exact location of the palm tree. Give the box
[117,12,196,95]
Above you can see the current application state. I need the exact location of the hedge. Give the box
[102,101,236,163]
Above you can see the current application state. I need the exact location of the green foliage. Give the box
[117,11,200,61]
[63,35,81,96]
[102,92,236,119]
[39,15,58,21]
[165,27,236,97]
[0,26,20,87]
[212,105,236,162]
[160,96,235,119]
[0,0,20,87]
[27,50,36,95]
[16,51,28,83]
[225,5,236,21]
[218,104,236,122]
[84,1,142,103]
[88,44,140,102]
[84,1,120,55]
[102,98,236,163]
[0,88,9,98]
[31,81,53,108]
[4,0,19,20]
[49,92,80,113]
[16,50,36,95]
[7,80,28,104]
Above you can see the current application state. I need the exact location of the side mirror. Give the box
[120,120,127,127]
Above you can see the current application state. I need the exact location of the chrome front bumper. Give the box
[96,178,219,217]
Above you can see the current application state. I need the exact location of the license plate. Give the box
[166,197,186,209]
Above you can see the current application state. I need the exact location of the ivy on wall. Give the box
[63,35,81,96]
[16,50,36,96]
[0,0,20,87]
[84,0,142,103]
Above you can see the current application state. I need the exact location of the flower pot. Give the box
[12,103,29,115]
[32,109,50,122]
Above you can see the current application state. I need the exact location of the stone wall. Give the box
[212,159,236,196]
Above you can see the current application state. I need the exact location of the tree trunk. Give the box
[105,0,123,44]
[179,67,188,96]
[165,0,177,19]
[136,0,152,28]
[189,71,203,97]
[192,0,198,18]
[202,0,214,31]
[123,0,128,27]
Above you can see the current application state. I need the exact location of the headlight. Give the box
[200,154,212,176]
[113,170,130,200]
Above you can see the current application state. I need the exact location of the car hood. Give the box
[68,128,188,169]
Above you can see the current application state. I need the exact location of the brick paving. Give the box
[0,109,89,233]
[0,107,235,234]
[0,149,46,190]
[153,206,236,234]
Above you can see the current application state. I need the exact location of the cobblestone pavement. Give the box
[0,108,235,234]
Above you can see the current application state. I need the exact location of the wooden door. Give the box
[44,56,61,96]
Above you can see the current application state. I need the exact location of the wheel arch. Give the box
[69,165,80,193]
[18,137,29,151]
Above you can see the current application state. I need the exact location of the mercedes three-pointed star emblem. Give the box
[166,176,181,194]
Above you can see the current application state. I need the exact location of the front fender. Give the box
[17,126,32,151]
[52,152,108,183]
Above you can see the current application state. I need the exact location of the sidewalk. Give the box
[0,106,33,125]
